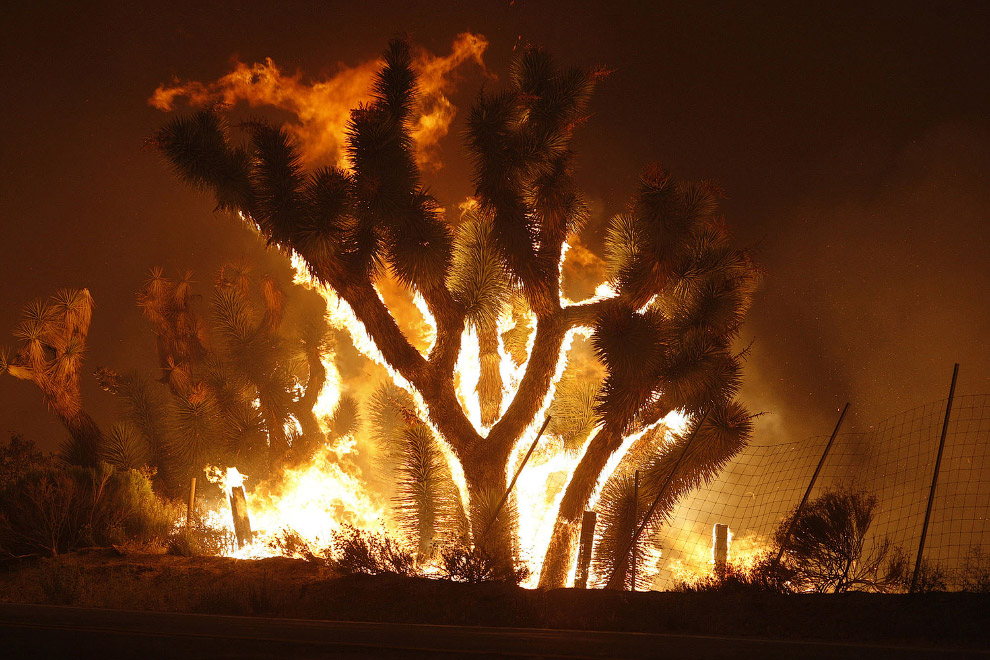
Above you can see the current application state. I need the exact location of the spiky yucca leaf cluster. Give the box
[594,401,754,588]
[596,171,759,433]
[547,366,602,452]
[466,48,599,315]
[153,39,453,295]
[370,382,465,554]
[2,289,102,466]
[468,484,520,562]
[96,262,333,493]
[101,422,151,471]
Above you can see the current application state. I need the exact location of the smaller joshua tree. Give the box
[1,289,102,466]
[97,262,352,493]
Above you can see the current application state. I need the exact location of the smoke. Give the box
[742,121,990,442]
[561,235,607,302]
[150,32,489,170]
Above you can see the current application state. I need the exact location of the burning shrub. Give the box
[439,543,530,585]
[0,437,179,558]
[329,526,418,577]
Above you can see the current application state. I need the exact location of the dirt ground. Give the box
[1,549,988,650]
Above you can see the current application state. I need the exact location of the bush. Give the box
[906,559,948,593]
[959,546,990,593]
[438,543,530,585]
[0,438,180,557]
[775,489,905,593]
[330,526,418,577]
[167,520,234,557]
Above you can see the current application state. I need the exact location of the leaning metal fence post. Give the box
[910,363,959,593]
[774,402,850,566]
[605,409,710,590]
[482,416,552,539]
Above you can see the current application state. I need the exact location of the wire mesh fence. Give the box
[648,393,990,590]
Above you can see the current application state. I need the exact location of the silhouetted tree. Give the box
[775,489,906,593]
[153,38,759,586]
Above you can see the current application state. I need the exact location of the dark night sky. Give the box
[2,1,988,451]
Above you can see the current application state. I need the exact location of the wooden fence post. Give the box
[186,477,196,528]
[575,511,598,588]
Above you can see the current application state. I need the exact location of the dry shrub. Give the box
[0,439,180,558]
[167,519,233,557]
[439,543,530,585]
[330,526,418,577]
[776,489,906,593]
[960,546,990,593]
[907,559,948,593]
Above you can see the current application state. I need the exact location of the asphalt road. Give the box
[2,602,988,659]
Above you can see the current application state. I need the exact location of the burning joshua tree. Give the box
[151,37,759,588]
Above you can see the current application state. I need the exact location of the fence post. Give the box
[713,523,729,577]
[605,409,710,590]
[910,363,959,593]
[482,416,552,539]
[774,402,850,566]
[575,511,598,588]
[229,486,253,549]
[631,470,639,591]
[186,477,197,528]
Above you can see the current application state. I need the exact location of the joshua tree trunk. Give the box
[57,408,104,468]
[538,422,626,587]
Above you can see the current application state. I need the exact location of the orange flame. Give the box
[151,33,488,170]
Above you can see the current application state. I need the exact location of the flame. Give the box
[151,33,488,170]
[291,251,473,521]
[206,465,246,496]
[454,324,484,432]
[665,527,770,586]
[203,441,388,560]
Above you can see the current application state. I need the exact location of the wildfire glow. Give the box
[204,441,388,560]
[148,33,747,595]
[150,33,488,171]
[664,526,769,586]
[455,324,484,432]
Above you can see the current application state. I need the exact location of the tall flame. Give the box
[150,33,488,170]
